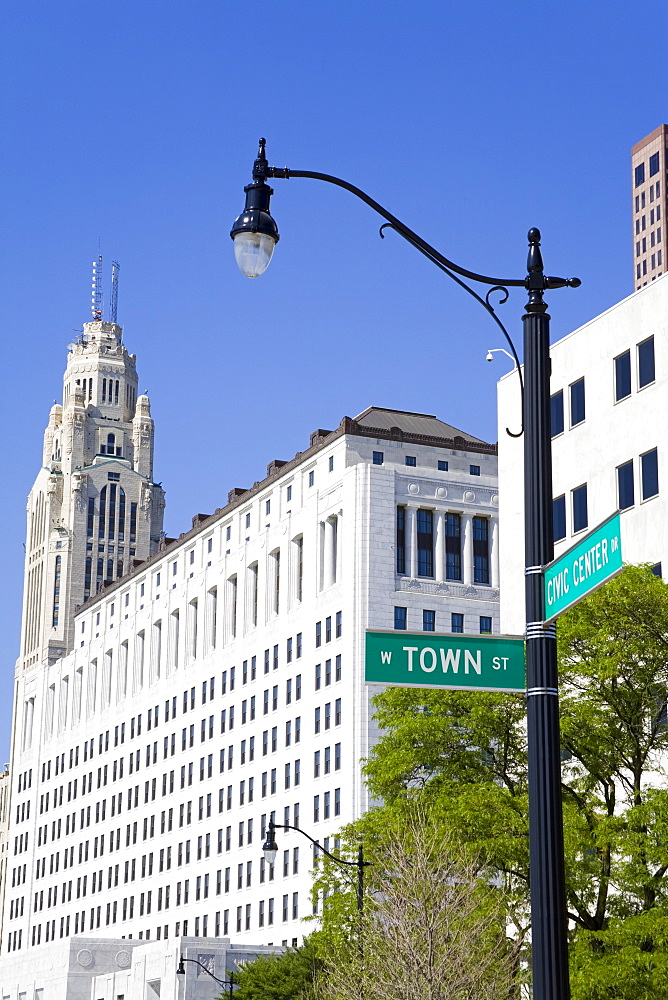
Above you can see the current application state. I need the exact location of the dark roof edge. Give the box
[76,415,496,612]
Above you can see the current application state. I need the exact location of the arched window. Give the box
[102,378,106,402]
[107,433,115,453]
[115,380,119,405]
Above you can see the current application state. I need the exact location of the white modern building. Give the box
[498,275,667,634]
[2,308,501,997]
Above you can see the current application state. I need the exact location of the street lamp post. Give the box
[262,819,370,913]
[233,139,580,1000]
[176,955,236,1000]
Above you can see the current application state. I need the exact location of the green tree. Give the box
[348,566,668,999]
[232,936,323,1000]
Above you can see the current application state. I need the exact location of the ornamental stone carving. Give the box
[407,483,420,495]
[115,950,132,969]
[76,949,93,968]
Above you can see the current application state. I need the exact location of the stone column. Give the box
[335,513,343,585]
[407,507,418,579]
[323,518,336,589]
[490,517,499,588]
[435,510,445,582]
[462,514,473,586]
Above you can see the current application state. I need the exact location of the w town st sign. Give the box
[365,630,526,693]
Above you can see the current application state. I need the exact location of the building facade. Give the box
[2,379,501,978]
[497,276,667,635]
[632,124,668,291]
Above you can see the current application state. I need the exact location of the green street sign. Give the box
[544,513,623,621]
[365,630,525,693]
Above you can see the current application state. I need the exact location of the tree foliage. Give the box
[352,565,668,999]
[314,808,520,1000]
[232,936,323,1000]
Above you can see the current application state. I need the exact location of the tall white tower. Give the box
[18,318,165,674]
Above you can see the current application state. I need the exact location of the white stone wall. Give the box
[498,275,668,635]
[3,418,499,971]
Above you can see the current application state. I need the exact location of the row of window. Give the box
[372,451,481,475]
[552,448,659,541]
[396,507,491,583]
[635,154,662,189]
[394,607,492,634]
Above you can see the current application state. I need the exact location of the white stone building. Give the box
[497,276,667,634]
[2,318,501,996]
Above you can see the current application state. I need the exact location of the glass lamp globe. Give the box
[233,231,276,278]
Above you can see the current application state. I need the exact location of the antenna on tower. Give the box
[110,261,120,324]
[91,255,103,321]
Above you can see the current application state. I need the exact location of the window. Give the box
[308,471,314,488]
[617,460,635,510]
[650,152,660,176]
[472,517,489,585]
[570,378,585,426]
[635,163,645,187]
[286,485,292,502]
[641,448,659,500]
[615,351,631,402]
[373,451,384,465]
[405,456,416,467]
[417,509,434,577]
[328,456,334,472]
[451,613,463,634]
[423,610,435,632]
[469,465,480,476]
[638,337,655,388]
[553,495,566,542]
[396,506,406,575]
[315,622,321,647]
[479,617,492,635]
[550,390,564,436]
[572,484,588,533]
[394,607,407,630]
[445,513,461,581]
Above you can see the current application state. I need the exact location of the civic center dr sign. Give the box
[544,513,623,621]
[365,630,525,693]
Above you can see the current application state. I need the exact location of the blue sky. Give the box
[0,0,665,757]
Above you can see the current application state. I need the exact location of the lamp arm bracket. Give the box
[273,823,371,868]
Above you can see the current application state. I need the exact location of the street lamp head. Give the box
[262,823,279,865]
[486,351,494,362]
[177,956,186,976]
[231,138,279,278]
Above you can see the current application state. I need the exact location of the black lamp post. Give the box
[177,955,235,1000]
[234,139,580,1000]
[262,819,370,914]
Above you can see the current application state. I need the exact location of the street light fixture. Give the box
[176,955,236,1000]
[262,820,370,913]
[234,139,580,1000]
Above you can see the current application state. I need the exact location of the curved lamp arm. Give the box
[231,140,579,437]
[177,956,235,992]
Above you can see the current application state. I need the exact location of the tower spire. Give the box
[110,260,120,324]
[91,254,103,321]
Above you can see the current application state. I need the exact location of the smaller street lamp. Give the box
[486,347,516,366]
[262,820,370,913]
[176,955,236,1000]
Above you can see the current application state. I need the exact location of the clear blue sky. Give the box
[0,0,664,758]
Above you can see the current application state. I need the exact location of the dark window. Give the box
[652,563,662,577]
[451,613,463,634]
[479,617,492,635]
[617,460,635,510]
[650,152,660,176]
[396,507,406,575]
[315,622,321,648]
[553,496,566,542]
[615,351,631,401]
[641,448,659,500]
[438,460,448,471]
[469,465,481,476]
[638,337,655,388]
[572,484,588,533]
[405,456,417,467]
[417,510,434,577]
[423,610,435,632]
[445,513,461,581]
[472,517,489,585]
[635,163,645,187]
[570,378,585,426]
[394,607,407,631]
[372,452,384,465]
